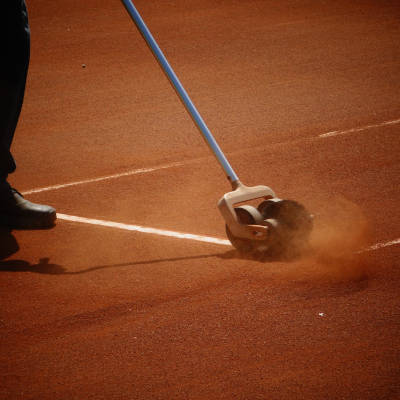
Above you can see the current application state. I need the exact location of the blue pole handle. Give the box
[121,0,239,185]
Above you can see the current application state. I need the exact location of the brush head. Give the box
[219,182,313,259]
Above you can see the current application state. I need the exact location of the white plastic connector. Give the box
[217,181,276,240]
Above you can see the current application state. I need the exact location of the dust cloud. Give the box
[307,196,371,282]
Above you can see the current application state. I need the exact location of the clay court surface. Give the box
[1,0,399,398]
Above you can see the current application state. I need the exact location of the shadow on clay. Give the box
[0,242,307,276]
[0,252,238,275]
[0,249,370,300]
[0,257,66,274]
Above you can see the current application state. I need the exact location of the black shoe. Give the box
[0,182,56,229]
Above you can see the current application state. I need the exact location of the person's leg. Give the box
[0,0,30,178]
[0,1,56,229]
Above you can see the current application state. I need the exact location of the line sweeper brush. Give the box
[121,0,313,258]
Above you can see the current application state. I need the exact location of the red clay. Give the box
[1,1,399,399]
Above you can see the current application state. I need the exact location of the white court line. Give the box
[362,238,400,252]
[319,118,400,138]
[22,161,184,195]
[57,213,231,246]
[57,213,400,253]
[21,117,400,196]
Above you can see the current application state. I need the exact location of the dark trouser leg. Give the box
[0,2,56,229]
[0,0,30,180]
